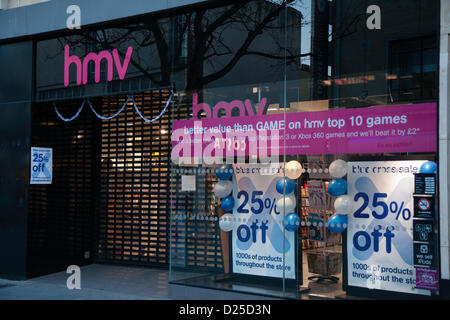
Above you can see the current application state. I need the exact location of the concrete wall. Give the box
[1,0,49,9]
[0,41,33,280]
[0,0,210,42]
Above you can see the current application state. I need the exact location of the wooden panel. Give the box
[96,90,171,266]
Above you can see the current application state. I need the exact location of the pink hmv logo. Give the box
[64,45,133,87]
[192,93,268,120]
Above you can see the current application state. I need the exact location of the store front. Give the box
[0,0,443,299]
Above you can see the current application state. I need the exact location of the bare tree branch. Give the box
[201,2,285,85]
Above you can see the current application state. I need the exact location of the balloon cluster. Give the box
[327,159,349,233]
[278,161,302,232]
[214,164,235,232]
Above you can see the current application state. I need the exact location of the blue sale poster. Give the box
[347,161,430,295]
[30,147,53,185]
[231,164,296,279]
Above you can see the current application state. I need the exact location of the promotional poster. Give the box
[172,103,437,159]
[231,164,296,279]
[347,161,430,295]
[30,147,53,185]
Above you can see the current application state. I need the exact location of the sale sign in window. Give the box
[231,164,296,279]
[30,147,53,185]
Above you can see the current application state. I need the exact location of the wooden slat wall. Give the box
[29,90,224,273]
[96,90,171,265]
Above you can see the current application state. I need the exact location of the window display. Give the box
[28,0,439,300]
[168,0,439,299]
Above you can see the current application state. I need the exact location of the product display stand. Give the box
[307,222,339,283]
[307,210,340,283]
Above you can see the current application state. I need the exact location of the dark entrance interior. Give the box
[28,89,172,277]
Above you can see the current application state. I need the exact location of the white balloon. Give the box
[285,161,303,180]
[329,159,347,178]
[214,180,233,198]
[334,195,352,215]
[276,194,297,213]
[219,213,235,232]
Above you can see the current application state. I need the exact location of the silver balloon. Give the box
[334,195,352,215]
[329,159,347,178]
[214,180,233,198]
[219,213,235,232]
[276,194,297,214]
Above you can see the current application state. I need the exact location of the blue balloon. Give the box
[220,195,235,211]
[284,212,300,231]
[276,177,295,195]
[327,214,348,233]
[419,161,437,174]
[327,179,347,196]
[216,164,233,180]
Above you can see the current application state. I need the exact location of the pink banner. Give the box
[172,103,437,159]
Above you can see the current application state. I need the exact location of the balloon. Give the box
[276,194,297,214]
[276,177,295,195]
[327,179,347,197]
[219,213,235,232]
[419,161,437,174]
[220,195,235,211]
[283,212,300,231]
[216,164,233,180]
[285,161,303,179]
[329,159,347,178]
[334,195,352,215]
[327,214,348,233]
[214,180,233,198]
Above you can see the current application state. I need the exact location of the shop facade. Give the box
[0,0,448,299]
